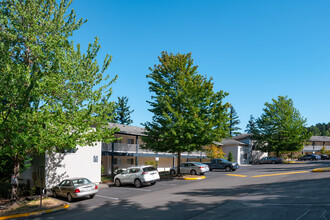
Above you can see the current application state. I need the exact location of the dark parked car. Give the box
[256,157,282,164]
[321,154,329,160]
[204,158,239,172]
[298,154,320,161]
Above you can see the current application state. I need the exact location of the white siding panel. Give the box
[45,142,101,189]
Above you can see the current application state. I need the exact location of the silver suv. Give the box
[114,166,160,188]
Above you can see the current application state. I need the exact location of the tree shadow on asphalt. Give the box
[27,175,330,220]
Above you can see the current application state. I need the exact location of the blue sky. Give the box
[70,0,330,130]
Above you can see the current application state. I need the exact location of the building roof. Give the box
[221,139,247,146]
[232,133,253,140]
[309,136,330,142]
[107,123,146,136]
[214,139,246,146]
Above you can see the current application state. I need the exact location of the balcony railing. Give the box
[102,142,206,157]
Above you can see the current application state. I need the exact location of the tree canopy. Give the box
[306,122,330,136]
[113,96,134,125]
[245,115,256,133]
[252,96,311,156]
[0,0,117,200]
[142,52,230,174]
[205,145,225,159]
[228,106,241,137]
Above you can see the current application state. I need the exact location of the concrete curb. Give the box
[184,176,206,180]
[312,167,330,172]
[283,161,306,164]
[0,204,69,220]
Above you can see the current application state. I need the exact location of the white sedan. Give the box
[170,162,209,175]
[114,165,160,188]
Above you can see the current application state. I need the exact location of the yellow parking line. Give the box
[226,174,247,177]
[252,171,309,178]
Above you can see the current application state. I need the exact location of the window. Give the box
[143,167,157,172]
[129,168,140,173]
[60,180,71,187]
[243,154,248,160]
[113,158,121,165]
[114,139,122,144]
[93,155,98,163]
[127,139,134,144]
[127,158,134,164]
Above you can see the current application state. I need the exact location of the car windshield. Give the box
[72,178,91,186]
[221,159,229,162]
[193,162,204,166]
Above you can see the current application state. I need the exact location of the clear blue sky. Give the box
[70,0,330,130]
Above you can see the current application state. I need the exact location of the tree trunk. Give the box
[11,162,20,203]
[177,152,181,176]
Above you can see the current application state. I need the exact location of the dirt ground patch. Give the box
[0,197,66,217]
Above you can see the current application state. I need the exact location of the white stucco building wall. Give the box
[45,142,102,189]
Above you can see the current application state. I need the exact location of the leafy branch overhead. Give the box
[0,0,118,201]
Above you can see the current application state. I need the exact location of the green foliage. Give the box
[0,0,118,200]
[227,151,234,162]
[245,115,256,134]
[228,106,241,137]
[306,123,330,136]
[113,96,134,125]
[144,161,159,167]
[142,52,230,174]
[101,165,105,175]
[252,96,311,156]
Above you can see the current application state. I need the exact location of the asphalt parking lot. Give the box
[26,160,330,220]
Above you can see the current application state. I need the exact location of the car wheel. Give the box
[90,194,95,199]
[190,169,197,175]
[150,182,156,186]
[115,178,121,187]
[53,191,57,198]
[232,169,236,172]
[170,170,176,175]
[271,161,276,164]
[134,179,142,188]
[67,193,74,202]
[225,166,232,172]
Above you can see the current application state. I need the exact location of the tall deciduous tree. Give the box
[142,52,230,175]
[114,96,134,125]
[253,96,311,156]
[228,106,241,137]
[0,0,118,201]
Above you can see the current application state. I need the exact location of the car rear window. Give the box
[143,166,157,172]
[72,178,91,186]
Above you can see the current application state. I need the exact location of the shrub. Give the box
[227,152,234,162]
[145,161,159,167]
[101,165,105,175]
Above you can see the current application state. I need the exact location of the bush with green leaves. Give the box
[227,151,234,162]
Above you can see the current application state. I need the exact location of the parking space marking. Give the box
[95,195,119,200]
[252,171,309,178]
[226,174,247,177]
